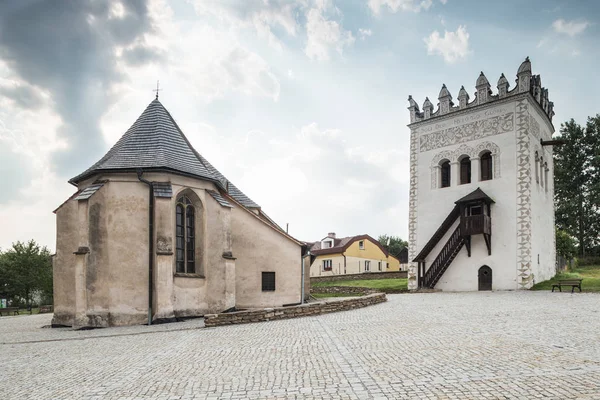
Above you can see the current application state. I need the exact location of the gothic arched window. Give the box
[440,161,451,188]
[460,156,471,184]
[176,195,195,273]
[480,151,493,181]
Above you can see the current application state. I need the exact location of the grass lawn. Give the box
[311,293,361,299]
[531,265,600,292]
[312,278,408,291]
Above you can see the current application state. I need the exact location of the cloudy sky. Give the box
[0,0,598,251]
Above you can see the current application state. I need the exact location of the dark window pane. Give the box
[481,152,492,181]
[176,260,185,273]
[262,272,276,291]
[460,157,471,184]
[441,161,451,188]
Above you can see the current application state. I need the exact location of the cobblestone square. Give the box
[2,291,600,399]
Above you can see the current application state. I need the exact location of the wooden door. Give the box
[478,265,492,291]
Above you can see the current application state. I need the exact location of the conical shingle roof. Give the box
[70,98,259,208]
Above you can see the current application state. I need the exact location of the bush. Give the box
[576,257,600,267]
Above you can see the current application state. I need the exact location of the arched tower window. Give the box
[176,195,195,273]
[460,156,471,184]
[480,151,493,181]
[539,157,544,187]
[544,162,549,193]
[440,160,451,188]
[534,151,539,183]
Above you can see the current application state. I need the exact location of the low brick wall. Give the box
[204,293,386,327]
[311,271,407,284]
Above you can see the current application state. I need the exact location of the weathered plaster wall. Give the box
[52,199,78,326]
[232,206,301,308]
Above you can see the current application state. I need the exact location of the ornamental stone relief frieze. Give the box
[419,112,514,153]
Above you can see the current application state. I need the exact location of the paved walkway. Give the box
[2,291,600,399]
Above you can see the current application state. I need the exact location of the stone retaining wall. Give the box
[204,293,386,327]
[310,286,376,295]
[310,271,407,284]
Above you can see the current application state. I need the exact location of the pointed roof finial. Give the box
[153,80,162,100]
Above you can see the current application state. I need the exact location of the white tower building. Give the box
[407,57,557,291]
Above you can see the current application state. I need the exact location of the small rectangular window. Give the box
[262,272,275,291]
[378,261,382,271]
[365,260,370,271]
[323,259,332,271]
[359,240,365,250]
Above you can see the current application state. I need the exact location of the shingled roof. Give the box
[69,98,259,208]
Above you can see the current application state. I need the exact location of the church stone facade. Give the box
[407,57,556,291]
[53,98,304,328]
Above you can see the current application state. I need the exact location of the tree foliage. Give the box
[0,240,53,306]
[554,115,600,257]
[555,228,577,260]
[378,234,408,259]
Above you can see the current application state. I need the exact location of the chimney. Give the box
[327,232,336,239]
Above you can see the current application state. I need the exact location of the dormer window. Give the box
[359,240,365,250]
[322,240,333,249]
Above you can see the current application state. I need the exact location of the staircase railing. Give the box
[423,226,464,288]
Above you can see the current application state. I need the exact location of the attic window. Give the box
[322,240,333,249]
[359,240,365,250]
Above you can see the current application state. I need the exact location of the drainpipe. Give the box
[137,169,154,326]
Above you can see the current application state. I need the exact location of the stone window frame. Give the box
[174,189,205,278]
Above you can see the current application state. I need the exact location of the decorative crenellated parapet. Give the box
[423,97,434,119]
[457,86,469,109]
[517,56,531,93]
[407,57,555,124]
[475,72,492,104]
[438,84,453,115]
[497,73,509,98]
[407,95,421,123]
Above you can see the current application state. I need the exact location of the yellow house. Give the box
[307,233,402,277]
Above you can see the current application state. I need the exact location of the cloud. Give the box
[192,0,302,51]
[552,19,589,37]
[305,6,355,60]
[440,0,448,4]
[0,0,164,178]
[424,25,471,64]
[359,28,373,40]
[368,0,433,15]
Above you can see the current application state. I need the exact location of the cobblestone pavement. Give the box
[2,291,600,399]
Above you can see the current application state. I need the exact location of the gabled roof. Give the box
[455,187,495,205]
[69,98,259,208]
[308,234,390,257]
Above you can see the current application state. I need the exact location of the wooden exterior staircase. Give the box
[422,226,465,288]
[413,188,495,289]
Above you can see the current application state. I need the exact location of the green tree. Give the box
[378,234,408,259]
[554,116,600,257]
[0,240,53,307]
[555,228,577,260]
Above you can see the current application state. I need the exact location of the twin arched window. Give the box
[438,151,494,188]
[176,195,195,273]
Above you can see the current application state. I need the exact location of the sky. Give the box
[0,0,598,251]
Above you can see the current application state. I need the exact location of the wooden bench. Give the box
[39,305,53,314]
[0,307,19,316]
[552,279,583,293]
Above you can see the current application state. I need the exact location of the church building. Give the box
[407,57,557,291]
[52,97,304,328]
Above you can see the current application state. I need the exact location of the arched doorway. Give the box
[478,266,492,291]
